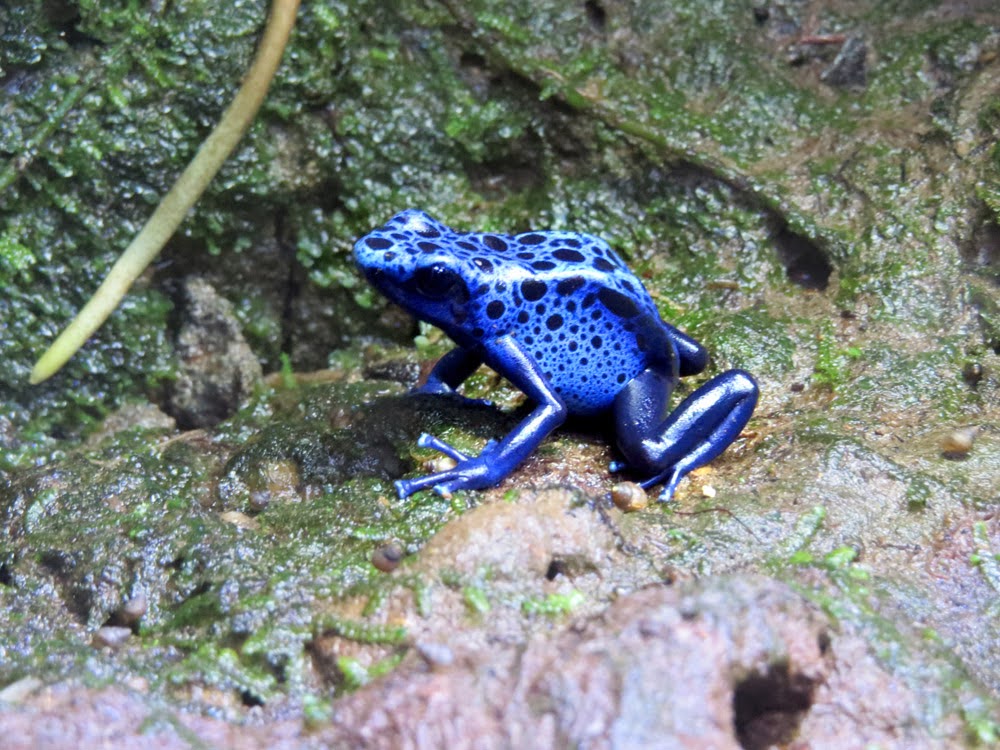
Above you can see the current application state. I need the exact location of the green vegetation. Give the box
[0,0,997,736]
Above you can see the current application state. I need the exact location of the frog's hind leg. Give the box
[613,368,758,501]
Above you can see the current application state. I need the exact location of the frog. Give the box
[354,209,759,501]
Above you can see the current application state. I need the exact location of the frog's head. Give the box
[354,210,473,334]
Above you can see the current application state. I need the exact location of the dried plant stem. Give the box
[31,0,300,384]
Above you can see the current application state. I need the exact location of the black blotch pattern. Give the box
[546,314,564,330]
[483,235,508,252]
[598,287,640,318]
[522,279,547,301]
[474,257,494,273]
[418,241,440,253]
[532,260,557,271]
[593,257,616,272]
[486,300,505,319]
[519,233,545,245]
[366,237,392,249]
[553,248,586,262]
[557,276,586,296]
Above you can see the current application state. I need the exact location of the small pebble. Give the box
[93,626,132,649]
[371,542,404,572]
[220,511,260,530]
[941,427,977,460]
[415,641,454,668]
[119,593,148,624]
[0,676,43,704]
[701,484,717,499]
[427,456,458,474]
[612,482,649,512]
[962,362,983,387]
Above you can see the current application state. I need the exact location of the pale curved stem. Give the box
[31,0,301,384]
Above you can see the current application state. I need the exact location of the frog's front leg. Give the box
[613,367,758,501]
[396,335,566,498]
[414,346,483,396]
[412,346,492,408]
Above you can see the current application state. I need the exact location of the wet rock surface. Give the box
[2,0,1000,746]
[0,578,971,749]
[167,277,264,429]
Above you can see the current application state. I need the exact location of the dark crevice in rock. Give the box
[733,662,817,750]
[275,208,300,360]
[817,630,831,656]
[584,0,607,32]
[770,223,833,290]
[240,689,265,708]
[963,214,1000,283]
[545,559,566,580]
[964,210,1000,353]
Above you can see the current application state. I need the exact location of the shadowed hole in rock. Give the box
[545,559,567,580]
[817,630,831,655]
[585,0,606,31]
[964,219,1000,281]
[770,224,832,290]
[963,215,1000,353]
[241,689,265,708]
[732,662,816,750]
[0,562,12,586]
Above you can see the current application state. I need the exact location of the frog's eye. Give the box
[413,263,461,299]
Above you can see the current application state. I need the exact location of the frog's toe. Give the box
[416,433,470,462]
[654,470,683,502]
[632,466,683,502]
[460,395,494,409]
[395,469,454,498]
[432,483,454,499]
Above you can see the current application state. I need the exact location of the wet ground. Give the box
[1,0,998,746]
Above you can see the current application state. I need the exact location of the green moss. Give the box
[3,0,1000,729]
[462,585,491,614]
[521,589,585,617]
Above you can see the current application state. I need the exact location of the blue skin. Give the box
[354,209,759,501]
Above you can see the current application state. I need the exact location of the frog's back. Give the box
[356,210,673,415]
[454,227,673,414]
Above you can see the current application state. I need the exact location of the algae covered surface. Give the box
[1,0,999,745]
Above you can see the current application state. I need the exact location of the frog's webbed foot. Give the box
[396,335,567,500]
[395,434,502,498]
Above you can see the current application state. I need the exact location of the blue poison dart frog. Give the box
[354,209,759,501]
